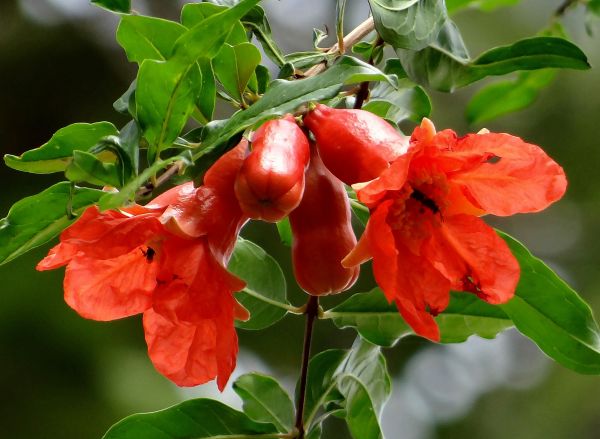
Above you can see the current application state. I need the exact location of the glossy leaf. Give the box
[113,80,137,116]
[116,15,186,63]
[369,0,448,50]
[499,232,600,374]
[446,0,520,14]
[325,288,512,346]
[102,398,278,439]
[180,2,247,45]
[136,60,201,162]
[197,56,393,159]
[4,122,118,174]
[197,59,217,121]
[65,150,122,187]
[98,153,191,210]
[228,239,290,330]
[213,43,262,102]
[284,51,334,70]
[118,120,141,172]
[399,21,590,91]
[233,373,294,433]
[466,69,556,124]
[303,339,391,439]
[91,0,130,13]
[170,0,260,64]
[0,182,104,265]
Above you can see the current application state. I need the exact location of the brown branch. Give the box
[554,0,579,16]
[304,16,376,78]
[135,160,185,198]
[294,296,320,439]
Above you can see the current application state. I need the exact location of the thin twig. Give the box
[554,0,579,16]
[304,16,376,78]
[136,160,185,198]
[294,296,320,439]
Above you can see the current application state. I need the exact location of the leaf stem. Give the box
[294,295,320,439]
[136,160,185,198]
[241,287,305,314]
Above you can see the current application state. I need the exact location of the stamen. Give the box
[410,189,440,214]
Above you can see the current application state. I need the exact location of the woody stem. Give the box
[294,295,320,439]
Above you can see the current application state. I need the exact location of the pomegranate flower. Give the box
[37,143,249,390]
[343,119,567,341]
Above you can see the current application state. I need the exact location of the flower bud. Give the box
[289,146,359,296]
[234,115,310,222]
[303,104,409,185]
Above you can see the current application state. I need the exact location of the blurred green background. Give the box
[1,0,599,438]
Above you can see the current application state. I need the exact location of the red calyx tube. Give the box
[289,145,360,296]
[234,115,310,222]
[303,103,409,185]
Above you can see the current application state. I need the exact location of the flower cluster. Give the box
[305,105,566,341]
[39,104,567,387]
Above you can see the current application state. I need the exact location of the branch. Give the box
[554,0,579,16]
[304,16,376,77]
[136,160,185,198]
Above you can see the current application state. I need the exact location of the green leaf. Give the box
[65,150,122,187]
[303,339,391,439]
[228,239,290,330]
[0,182,104,265]
[276,218,292,247]
[325,288,512,346]
[446,0,519,14]
[113,80,137,116]
[466,69,556,124]
[102,398,278,439]
[499,232,600,375]
[4,122,118,174]
[213,43,262,102]
[197,59,217,121]
[399,21,590,91]
[91,0,130,13]
[369,0,448,50]
[118,120,141,172]
[116,15,186,63]
[98,152,191,210]
[197,56,393,159]
[336,0,348,50]
[136,60,201,162]
[171,0,261,64]
[242,6,286,67]
[233,373,294,433]
[180,2,248,46]
[284,51,335,70]
[255,64,271,94]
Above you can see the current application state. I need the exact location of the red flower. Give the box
[343,119,567,341]
[37,143,249,389]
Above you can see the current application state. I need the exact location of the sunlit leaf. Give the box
[233,373,294,432]
[117,15,186,63]
[446,0,519,14]
[213,43,262,103]
[4,122,118,174]
[65,150,122,188]
[0,183,103,265]
[228,239,290,330]
[499,232,600,375]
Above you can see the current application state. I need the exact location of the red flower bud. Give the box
[289,146,359,296]
[303,103,409,185]
[234,115,310,222]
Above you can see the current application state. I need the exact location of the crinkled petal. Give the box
[438,214,520,304]
[63,248,157,320]
[143,309,220,387]
[451,133,567,216]
[37,242,79,270]
[355,153,413,206]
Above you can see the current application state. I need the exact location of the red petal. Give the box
[365,201,449,341]
[63,248,157,320]
[451,133,567,216]
[356,153,413,206]
[143,309,219,387]
[438,214,520,304]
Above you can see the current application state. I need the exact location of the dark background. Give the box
[1,1,599,438]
